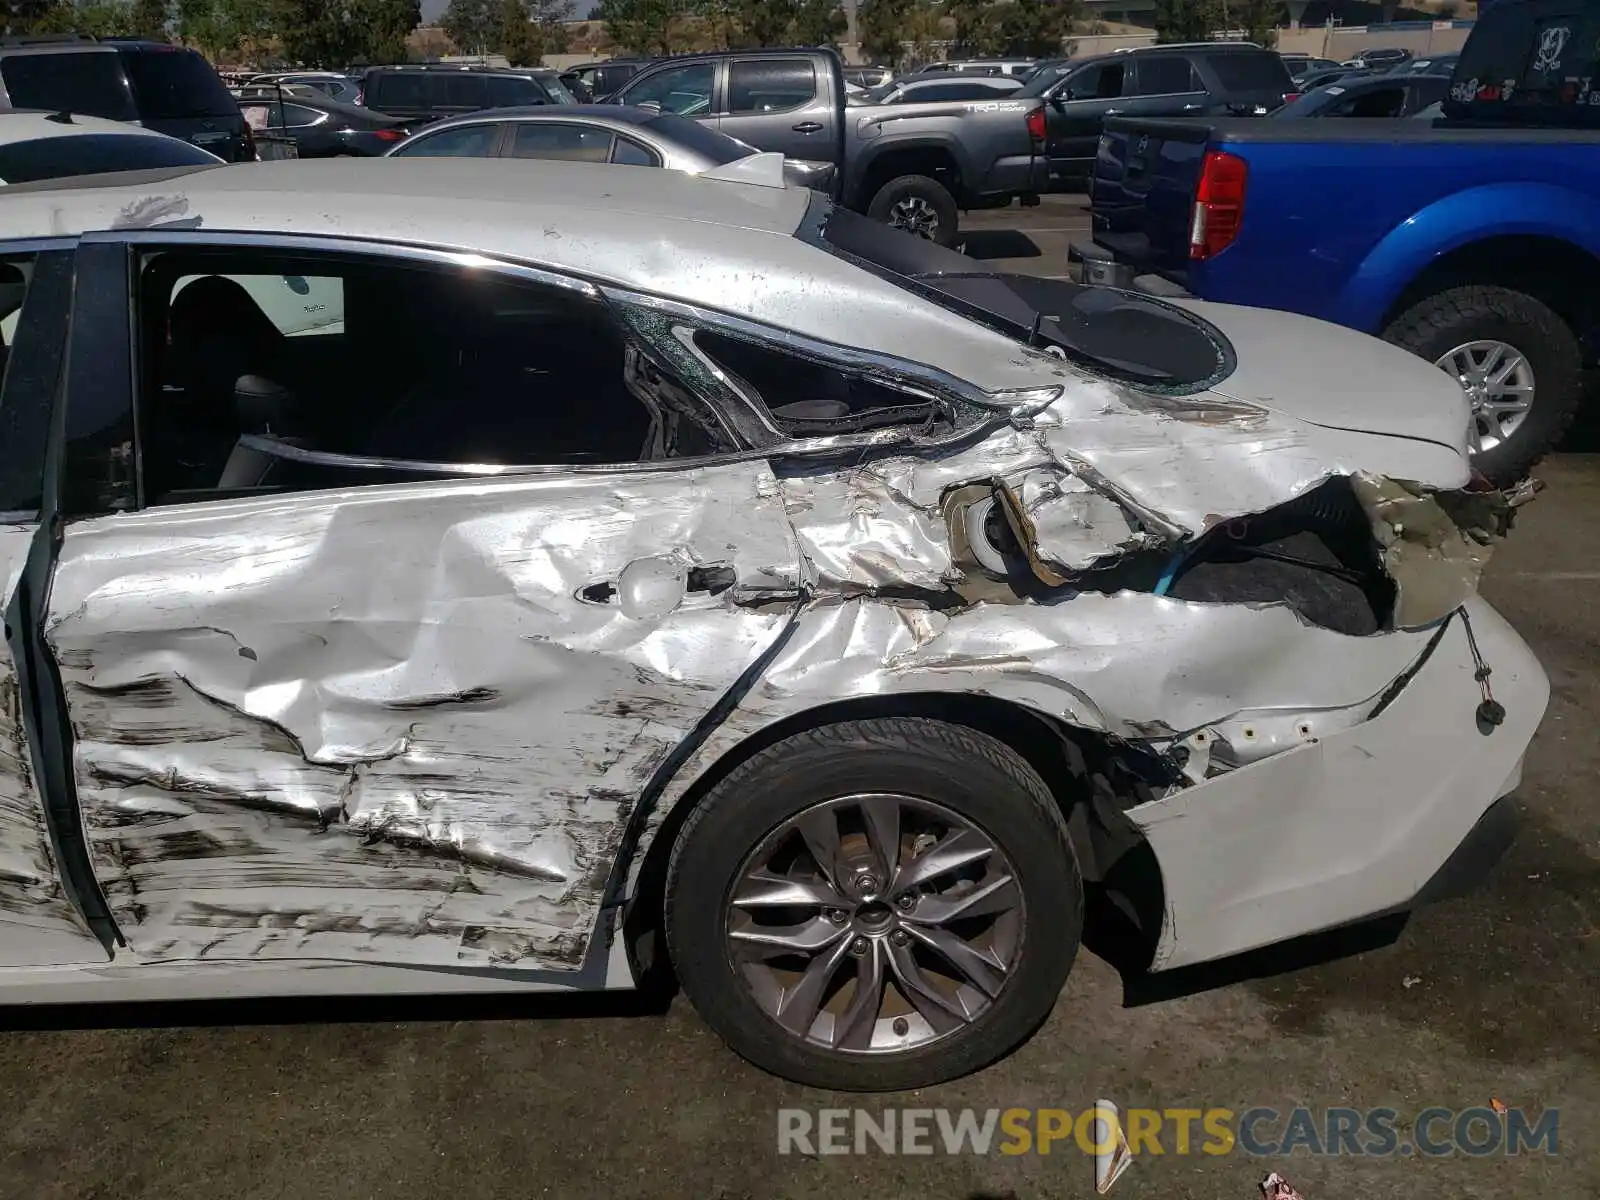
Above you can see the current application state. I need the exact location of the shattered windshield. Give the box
[808,203,1230,390]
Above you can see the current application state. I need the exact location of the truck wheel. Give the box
[867,175,960,247]
[1382,285,1583,485]
[664,716,1081,1091]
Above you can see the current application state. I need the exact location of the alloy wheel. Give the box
[1435,339,1536,453]
[724,792,1024,1055]
[887,195,941,239]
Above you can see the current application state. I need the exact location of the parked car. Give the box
[386,103,822,188]
[360,65,575,125]
[1345,47,1414,70]
[843,65,894,89]
[1019,42,1295,191]
[0,110,223,184]
[0,34,254,161]
[1271,72,1452,119]
[1391,53,1460,76]
[607,47,1047,245]
[0,156,1546,1092]
[1279,53,1341,76]
[560,59,651,102]
[906,58,1037,78]
[247,71,363,106]
[237,94,411,157]
[1073,0,1600,483]
[855,74,1024,105]
[1292,65,1375,92]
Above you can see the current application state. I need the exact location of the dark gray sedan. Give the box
[385,103,830,189]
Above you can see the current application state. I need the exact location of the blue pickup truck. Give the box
[1071,0,1600,483]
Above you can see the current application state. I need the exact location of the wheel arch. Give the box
[847,138,966,211]
[1331,182,1600,335]
[620,691,1168,988]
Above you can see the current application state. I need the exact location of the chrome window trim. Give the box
[0,236,82,255]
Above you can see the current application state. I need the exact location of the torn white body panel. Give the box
[46,463,799,968]
[0,523,102,966]
[1131,598,1547,969]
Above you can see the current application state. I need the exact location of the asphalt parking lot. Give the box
[1,196,1596,1200]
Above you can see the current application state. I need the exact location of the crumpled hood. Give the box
[1174,298,1473,453]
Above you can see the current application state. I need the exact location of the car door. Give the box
[1,246,115,968]
[277,102,335,156]
[614,60,717,119]
[718,57,833,164]
[33,234,805,974]
[1124,54,1210,118]
[1041,59,1128,187]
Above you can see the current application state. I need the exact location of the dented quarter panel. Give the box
[1130,599,1548,970]
[45,464,799,968]
[0,524,103,965]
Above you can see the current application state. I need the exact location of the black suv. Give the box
[0,35,253,162]
[361,66,575,124]
[1019,43,1295,191]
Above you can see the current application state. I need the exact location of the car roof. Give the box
[419,104,662,129]
[365,63,560,77]
[0,156,810,244]
[0,110,170,145]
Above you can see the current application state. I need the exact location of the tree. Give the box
[133,0,168,36]
[275,0,420,67]
[946,0,999,56]
[996,0,1073,57]
[1152,0,1223,43]
[596,0,688,55]
[530,0,571,53]
[176,0,275,59]
[858,0,914,65]
[789,0,842,47]
[1236,0,1279,48]
[441,0,495,52]
[497,0,541,64]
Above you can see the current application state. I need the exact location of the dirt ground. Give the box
[0,199,1594,1200]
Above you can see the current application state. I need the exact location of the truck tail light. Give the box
[1189,150,1247,260]
[1026,105,1046,142]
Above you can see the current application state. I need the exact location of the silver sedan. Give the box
[386,103,832,190]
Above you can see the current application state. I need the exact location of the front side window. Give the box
[508,122,612,162]
[728,59,817,114]
[1339,86,1407,118]
[394,123,502,158]
[136,249,734,504]
[622,63,714,116]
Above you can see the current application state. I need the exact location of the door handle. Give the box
[792,121,823,133]
[1104,107,1122,116]
[1181,103,1205,112]
[577,559,736,617]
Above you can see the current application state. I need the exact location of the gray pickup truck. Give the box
[606,47,1045,245]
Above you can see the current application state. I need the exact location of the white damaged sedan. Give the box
[0,156,1546,1091]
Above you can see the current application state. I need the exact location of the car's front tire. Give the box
[664,717,1081,1091]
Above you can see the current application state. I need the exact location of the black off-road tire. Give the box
[1382,284,1583,485]
[664,716,1082,1091]
[866,174,961,247]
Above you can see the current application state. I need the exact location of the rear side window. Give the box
[1133,55,1202,96]
[489,75,544,106]
[368,73,425,109]
[728,59,817,113]
[508,122,611,161]
[445,74,488,107]
[642,113,746,164]
[1447,1,1600,124]
[395,123,501,157]
[907,82,1009,101]
[120,48,236,119]
[1205,52,1294,93]
[0,134,220,183]
[0,52,137,121]
[0,253,70,517]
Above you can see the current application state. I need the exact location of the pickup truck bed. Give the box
[1075,113,1600,483]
